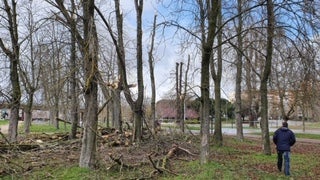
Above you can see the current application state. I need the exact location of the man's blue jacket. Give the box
[273,127,296,151]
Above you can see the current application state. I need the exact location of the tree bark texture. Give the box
[198,0,220,164]
[212,3,223,146]
[79,0,99,168]
[235,0,244,140]
[260,0,274,155]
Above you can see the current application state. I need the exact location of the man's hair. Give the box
[282,122,288,127]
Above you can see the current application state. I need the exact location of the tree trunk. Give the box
[200,50,210,164]
[211,3,223,146]
[198,0,220,164]
[182,55,191,133]
[54,98,59,129]
[79,0,99,168]
[235,0,244,140]
[112,89,122,131]
[175,62,181,126]
[148,14,157,135]
[69,0,79,139]
[179,62,184,133]
[0,0,21,143]
[260,0,274,155]
[24,93,34,134]
[132,0,144,142]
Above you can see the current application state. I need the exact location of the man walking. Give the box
[273,121,296,176]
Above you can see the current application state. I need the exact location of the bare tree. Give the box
[79,0,99,168]
[180,55,191,133]
[19,1,47,135]
[148,14,157,134]
[259,0,275,155]
[234,0,244,140]
[46,0,99,168]
[211,0,223,146]
[40,20,67,130]
[69,0,79,139]
[0,0,21,142]
[198,0,220,164]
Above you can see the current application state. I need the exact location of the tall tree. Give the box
[79,0,99,168]
[131,0,144,142]
[181,56,191,133]
[20,1,42,134]
[211,0,223,146]
[260,0,274,155]
[148,14,157,134]
[0,0,21,142]
[69,0,79,139]
[198,0,220,164]
[112,0,145,142]
[234,0,244,140]
[47,0,99,167]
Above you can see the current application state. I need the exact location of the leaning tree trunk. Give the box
[79,0,99,168]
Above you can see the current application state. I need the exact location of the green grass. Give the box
[0,119,9,126]
[295,133,320,140]
[55,166,92,180]
[19,121,71,134]
[164,149,288,179]
[305,122,320,128]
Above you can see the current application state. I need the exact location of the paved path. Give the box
[164,122,320,144]
[0,121,23,134]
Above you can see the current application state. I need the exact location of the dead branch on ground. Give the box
[108,153,134,169]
